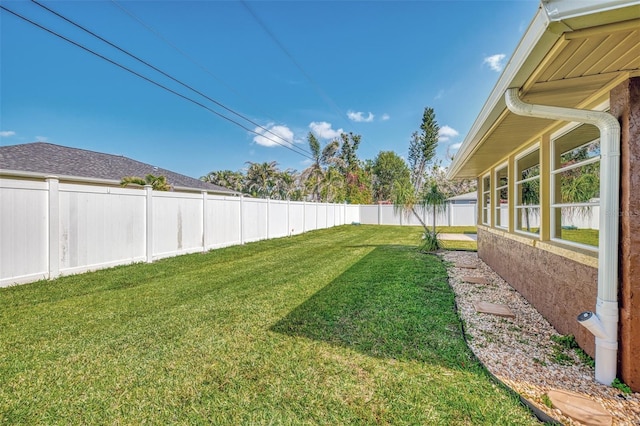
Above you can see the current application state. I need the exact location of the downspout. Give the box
[505,87,621,386]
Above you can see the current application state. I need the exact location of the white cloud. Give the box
[483,54,506,72]
[252,124,294,148]
[309,121,343,139]
[347,110,374,123]
[0,130,16,137]
[450,142,462,151]
[381,113,390,121]
[438,125,459,142]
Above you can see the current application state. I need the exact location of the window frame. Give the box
[494,163,509,230]
[481,173,491,226]
[550,122,601,252]
[514,144,541,237]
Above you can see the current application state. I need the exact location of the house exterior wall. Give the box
[474,76,640,391]
[612,76,640,391]
[477,226,598,357]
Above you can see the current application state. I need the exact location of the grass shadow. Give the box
[271,245,477,370]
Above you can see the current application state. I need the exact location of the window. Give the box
[481,174,490,225]
[551,123,600,250]
[515,147,540,235]
[494,165,508,229]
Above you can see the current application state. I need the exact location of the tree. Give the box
[408,107,439,194]
[394,107,440,232]
[372,151,410,202]
[245,161,278,198]
[422,181,447,233]
[201,170,245,193]
[121,174,171,191]
[321,166,346,202]
[426,161,477,198]
[273,169,303,201]
[338,132,361,174]
[301,132,344,202]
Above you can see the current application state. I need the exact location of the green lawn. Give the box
[0,225,535,425]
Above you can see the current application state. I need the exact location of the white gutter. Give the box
[505,87,620,386]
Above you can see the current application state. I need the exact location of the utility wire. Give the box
[240,0,349,128]
[109,0,283,130]
[0,4,314,161]
[29,0,311,158]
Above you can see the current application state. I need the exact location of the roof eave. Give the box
[447,5,557,180]
[447,0,640,180]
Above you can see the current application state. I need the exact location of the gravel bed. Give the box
[442,251,640,425]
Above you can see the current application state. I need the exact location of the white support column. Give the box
[46,176,60,279]
[145,185,153,263]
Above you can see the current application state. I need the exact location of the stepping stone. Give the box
[463,276,490,285]
[472,301,515,318]
[455,263,477,269]
[547,389,612,426]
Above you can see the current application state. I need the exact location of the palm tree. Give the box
[273,169,300,200]
[121,174,171,191]
[422,181,447,233]
[321,166,345,202]
[245,161,278,198]
[301,133,345,202]
[201,170,245,193]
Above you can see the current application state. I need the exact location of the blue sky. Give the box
[1,0,539,179]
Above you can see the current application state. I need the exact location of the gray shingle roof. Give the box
[0,142,235,194]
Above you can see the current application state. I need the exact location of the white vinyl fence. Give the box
[0,174,360,287]
[358,203,477,227]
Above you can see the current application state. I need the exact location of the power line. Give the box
[109,0,283,130]
[27,0,312,158]
[240,0,349,128]
[1,4,314,161]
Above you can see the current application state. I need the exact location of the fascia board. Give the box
[542,0,640,22]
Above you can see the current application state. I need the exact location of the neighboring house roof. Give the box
[447,191,477,202]
[0,142,236,194]
[448,0,640,179]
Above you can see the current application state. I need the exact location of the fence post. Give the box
[266,198,270,240]
[46,176,60,279]
[240,195,245,244]
[145,185,153,263]
[377,203,381,225]
[316,202,319,230]
[325,202,329,228]
[302,201,306,233]
[287,199,291,235]
[202,191,208,252]
[344,201,347,225]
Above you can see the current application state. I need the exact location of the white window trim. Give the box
[494,163,509,230]
[514,144,541,237]
[481,173,491,226]
[550,124,601,252]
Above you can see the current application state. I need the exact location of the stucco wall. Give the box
[477,227,598,357]
[612,76,640,391]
